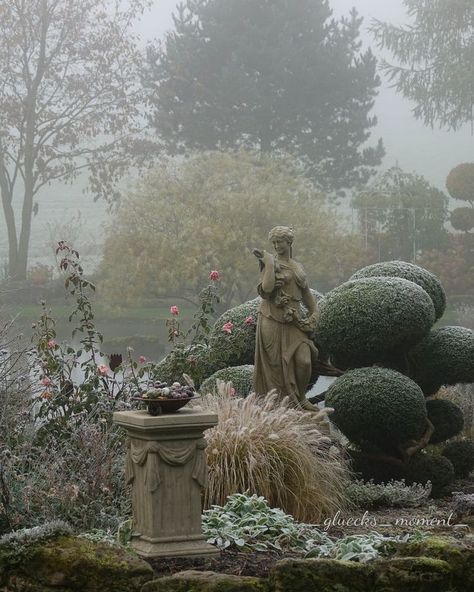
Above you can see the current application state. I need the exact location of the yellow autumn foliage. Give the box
[100,151,373,307]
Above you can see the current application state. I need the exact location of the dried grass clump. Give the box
[200,381,351,523]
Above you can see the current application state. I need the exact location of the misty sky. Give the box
[140,0,473,191]
[1,0,472,267]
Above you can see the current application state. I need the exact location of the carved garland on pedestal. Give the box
[125,438,208,492]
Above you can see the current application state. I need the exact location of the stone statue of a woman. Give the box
[252,226,319,411]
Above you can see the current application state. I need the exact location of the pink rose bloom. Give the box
[47,339,57,349]
[41,377,51,386]
[222,321,234,334]
[138,355,147,364]
[209,270,220,281]
[97,364,110,376]
[170,305,179,316]
[244,316,255,326]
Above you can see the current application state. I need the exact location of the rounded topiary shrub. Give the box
[154,343,220,388]
[317,277,435,369]
[200,365,254,398]
[409,326,474,395]
[442,440,474,478]
[450,207,474,233]
[446,162,474,202]
[350,260,446,320]
[325,367,428,455]
[348,450,404,484]
[404,452,455,497]
[426,399,465,444]
[208,298,260,367]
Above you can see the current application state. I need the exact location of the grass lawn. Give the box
[2,301,196,322]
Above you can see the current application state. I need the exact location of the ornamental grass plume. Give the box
[200,381,351,523]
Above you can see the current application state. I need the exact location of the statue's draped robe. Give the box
[253,259,318,405]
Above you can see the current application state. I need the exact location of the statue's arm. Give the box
[302,285,318,320]
[253,248,275,296]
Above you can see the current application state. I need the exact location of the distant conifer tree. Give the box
[144,0,384,193]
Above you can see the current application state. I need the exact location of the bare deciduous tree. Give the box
[0,0,157,279]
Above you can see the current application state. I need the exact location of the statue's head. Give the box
[268,226,294,245]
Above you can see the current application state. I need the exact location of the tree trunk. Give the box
[16,185,34,280]
[16,71,41,281]
[11,0,48,280]
[0,160,19,279]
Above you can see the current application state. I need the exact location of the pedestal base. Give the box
[131,535,220,559]
[113,409,219,560]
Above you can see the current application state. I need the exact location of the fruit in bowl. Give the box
[134,380,198,415]
[143,381,196,400]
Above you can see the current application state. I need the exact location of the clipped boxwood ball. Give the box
[350,260,446,320]
[409,326,474,395]
[154,343,219,388]
[446,162,474,202]
[348,450,404,484]
[208,298,260,368]
[404,452,455,497]
[317,277,435,369]
[426,399,464,444]
[325,367,428,454]
[450,206,474,233]
[199,365,254,397]
[442,440,474,478]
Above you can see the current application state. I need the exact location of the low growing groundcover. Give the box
[146,490,473,579]
[1,491,473,592]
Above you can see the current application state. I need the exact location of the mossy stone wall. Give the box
[0,535,154,592]
[1,534,472,592]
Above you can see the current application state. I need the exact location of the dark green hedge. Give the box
[409,326,474,395]
[426,399,464,444]
[317,277,435,369]
[442,440,474,478]
[348,450,404,484]
[153,343,219,388]
[404,452,455,497]
[350,260,446,320]
[199,365,254,397]
[325,367,427,454]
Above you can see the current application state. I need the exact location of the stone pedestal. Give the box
[113,408,219,558]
